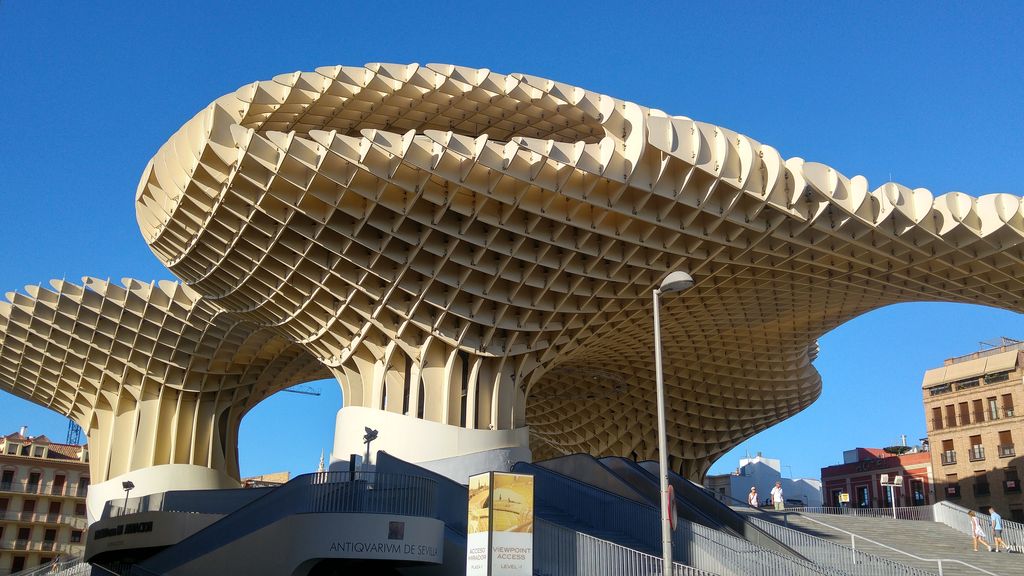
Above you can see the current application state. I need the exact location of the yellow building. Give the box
[0,428,89,574]
[922,338,1024,520]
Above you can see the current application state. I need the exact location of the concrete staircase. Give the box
[758,511,1023,576]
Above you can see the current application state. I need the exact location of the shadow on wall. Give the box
[932,454,1024,521]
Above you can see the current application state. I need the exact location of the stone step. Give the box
[771,512,1024,576]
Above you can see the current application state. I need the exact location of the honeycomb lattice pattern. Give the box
[0,278,329,482]
[5,62,1020,482]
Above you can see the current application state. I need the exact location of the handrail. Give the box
[748,516,935,576]
[535,518,714,576]
[795,511,999,576]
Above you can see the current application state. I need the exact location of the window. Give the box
[0,497,8,514]
[975,472,990,496]
[71,530,83,543]
[76,476,90,497]
[973,399,986,423]
[51,474,65,496]
[989,397,1000,420]
[986,371,1011,384]
[932,406,944,430]
[999,430,1015,457]
[941,439,956,465]
[43,529,56,551]
[11,556,25,573]
[959,402,971,425]
[47,501,61,522]
[5,443,17,454]
[0,469,13,490]
[27,472,40,493]
[945,405,957,428]
[969,436,985,461]
[929,383,952,396]
[1005,468,1021,493]
[945,473,960,498]
[955,378,981,391]
[1003,394,1015,418]
[33,446,45,458]
[912,479,926,506]
[74,502,86,517]
[21,499,35,521]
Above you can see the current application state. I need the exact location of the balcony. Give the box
[975,482,991,496]
[0,510,88,529]
[941,450,957,465]
[968,445,986,462]
[1006,407,1016,418]
[1004,480,1022,494]
[946,484,961,498]
[0,481,83,497]
[0,539,68,553]
[999,444,1016,458]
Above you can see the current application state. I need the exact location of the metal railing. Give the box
[968,445,985,461]
[998,444,1015,457]
[0,481,87,497]
[0,540,70,553]
[677,520,835,576]
[940,450,956,465]
[797,511,998,576]
[0,510,88,528]
[934,500,1024,551]
[535,518,713,576]
[783,506,934,522]
[749,516,935,576]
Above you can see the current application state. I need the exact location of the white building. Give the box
[704,453,823,507]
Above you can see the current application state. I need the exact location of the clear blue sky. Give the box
[0,1,1021,480]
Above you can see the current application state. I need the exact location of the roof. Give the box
[922,350,1019,388]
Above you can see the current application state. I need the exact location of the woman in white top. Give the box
[969,510,993,552]
[747,487,759,507]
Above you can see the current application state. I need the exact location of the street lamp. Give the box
[121,480,135,516]
[653,270,694,574]
[363,427,378,470]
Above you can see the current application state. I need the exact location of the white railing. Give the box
[535,518,713,576]
[790,506,934,522]
[749,517,935,576]
[796,512,998,576]
[678,519,837,576]
[934,500,1024,548]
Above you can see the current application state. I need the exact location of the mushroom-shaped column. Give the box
[0,278,329,519]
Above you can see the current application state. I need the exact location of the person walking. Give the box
[771,481,785,511]
[969,510,993,552]
[747,486,759,508]
[989,507,1010,552]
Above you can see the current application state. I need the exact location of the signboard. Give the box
[467,472,534,576]
[838,492,850,503]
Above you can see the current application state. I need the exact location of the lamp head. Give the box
[122,480,135,491]
[659,271,694,294]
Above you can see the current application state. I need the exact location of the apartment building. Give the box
[0,428,89,575]
[922,338,1024,520]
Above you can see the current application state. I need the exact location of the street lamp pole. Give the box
[653,270,694,575]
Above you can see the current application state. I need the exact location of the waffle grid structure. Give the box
[2,63,1023,485]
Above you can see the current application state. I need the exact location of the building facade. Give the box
[820,447,933,509]
[0,429,89,575]
[922,339,1024,520]
[704,453,823,507]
